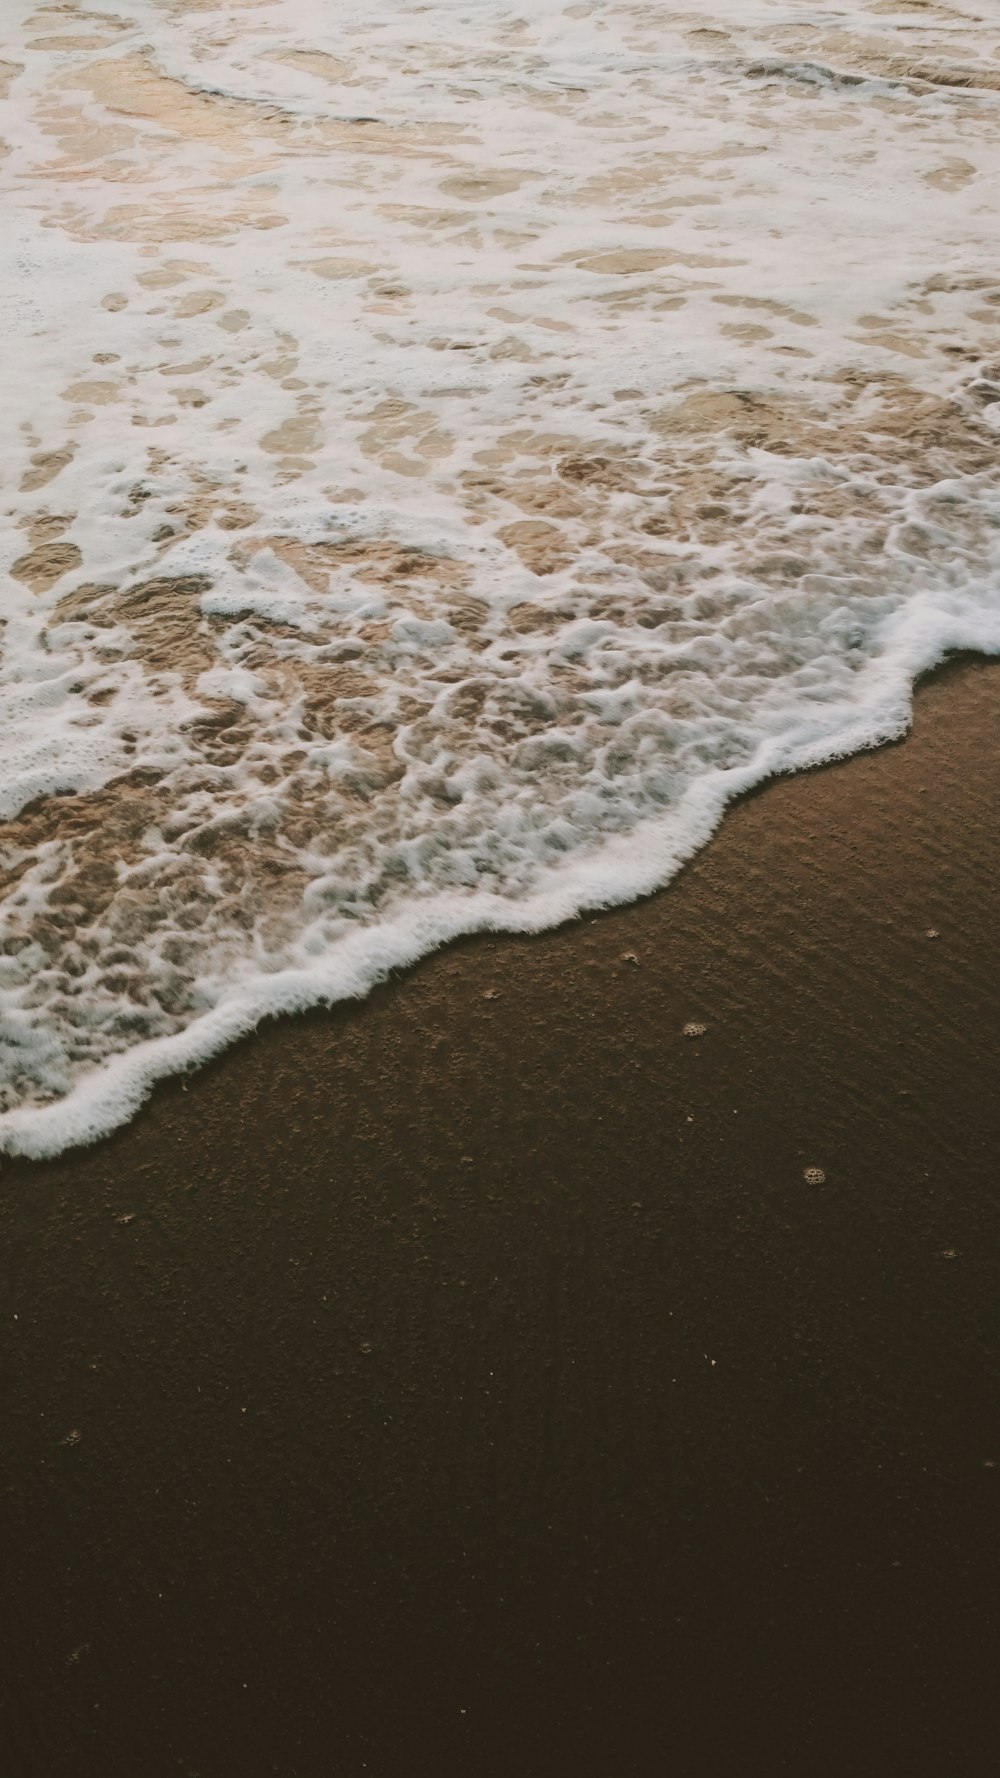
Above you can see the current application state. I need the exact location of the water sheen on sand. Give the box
[1,0,999,1153]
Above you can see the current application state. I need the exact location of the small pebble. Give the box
[482,988,501,1001]
[925,928,940,940]
[683,1021,707,1038]
[620,951,639,966]
[803,1167,826,1186]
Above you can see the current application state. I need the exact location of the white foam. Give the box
[1,0,999,1155]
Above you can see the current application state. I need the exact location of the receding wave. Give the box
[1,0,999,1155]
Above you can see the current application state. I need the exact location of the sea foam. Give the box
[1,0,999,1155]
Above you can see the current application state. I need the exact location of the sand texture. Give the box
[2,655,998,1777]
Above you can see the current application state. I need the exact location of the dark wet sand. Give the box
[2,654,999,1778]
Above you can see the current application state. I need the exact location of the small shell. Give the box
[683,1021,707,1039]
[803,1167,826,1186]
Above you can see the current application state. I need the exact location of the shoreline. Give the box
[5,640,990,1164]
[3,652,999,1775]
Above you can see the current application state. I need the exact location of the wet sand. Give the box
[2,653,999,1777]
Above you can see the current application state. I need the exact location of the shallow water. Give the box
[1,0,999,1154]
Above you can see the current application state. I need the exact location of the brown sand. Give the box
[2,655,999,1777]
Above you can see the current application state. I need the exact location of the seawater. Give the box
[1,0,999,1155]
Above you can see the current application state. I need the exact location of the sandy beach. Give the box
[2,652,998,1776]
[3,3,1000,1770]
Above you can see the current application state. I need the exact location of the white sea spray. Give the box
[1,0,999,1154]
